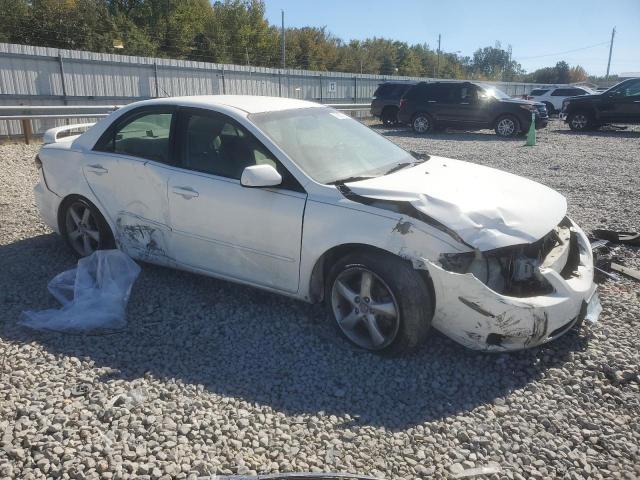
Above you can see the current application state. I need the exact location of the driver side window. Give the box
[180,112,276,180]
[611,80,640,97]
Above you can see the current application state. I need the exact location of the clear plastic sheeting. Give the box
[20,250,141,333]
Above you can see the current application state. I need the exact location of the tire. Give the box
[325,251,434,355]
[543,102,555,115]
[567,111,593,131]
[381,107,398,126]
[411,112,433,134]
[60,197,115,257]
[494,114,521,137]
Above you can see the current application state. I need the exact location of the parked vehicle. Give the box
[398,81,548,137]
[370,81,417,126]
[526,86,594,114]
[34,96,598,354]
[560,78,640,131]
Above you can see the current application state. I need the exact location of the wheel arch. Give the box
[566,104,597,118]
[381,105,399,115]
[308,242,436,311]
[491,112,520,129]
[57,193,115,241]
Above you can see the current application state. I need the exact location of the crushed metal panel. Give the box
[346,156,567,250]
[115,212,174,266]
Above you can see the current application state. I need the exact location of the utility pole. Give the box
[436,34,441,78]
[605,26,616,79]
[281,10,286,69]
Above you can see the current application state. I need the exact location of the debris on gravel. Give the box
[1,119,639,479]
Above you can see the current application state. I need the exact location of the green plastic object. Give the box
[525,111,536,146]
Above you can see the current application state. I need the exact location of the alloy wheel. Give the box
[496,117,516,136]
[331,267,400,350]
[413,115,430,133]
[65,202,101,256]
[570,113,588,130]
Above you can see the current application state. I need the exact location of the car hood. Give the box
[345,156,567,250]
[566,93,601,101]
[500,97,542,106]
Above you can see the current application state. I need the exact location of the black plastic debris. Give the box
[592,229,640,247]
[590,230,640,283]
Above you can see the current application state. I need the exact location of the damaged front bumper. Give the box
[425,219,599,351]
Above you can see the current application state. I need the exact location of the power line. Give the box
[515,41,610,60]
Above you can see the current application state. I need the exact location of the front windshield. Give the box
[249,108,413,184]
[477,84,511,100]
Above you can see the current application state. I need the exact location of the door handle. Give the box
[460,102,470,105]
[172,186,199,199]
[427,100,437,103]
[634,100,640,103]
[86,164,108,175]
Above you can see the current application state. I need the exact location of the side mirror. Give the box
[240,164,282,188]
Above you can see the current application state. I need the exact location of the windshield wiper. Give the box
[410,150,430,161]
[384,153,430,176]
[329,175,375,185]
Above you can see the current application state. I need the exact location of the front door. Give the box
[167,108,307,293]
[446,84,488,127]
[599,79,640,123]
[86,106,177,265]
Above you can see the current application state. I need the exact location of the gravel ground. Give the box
[1,119,639,480]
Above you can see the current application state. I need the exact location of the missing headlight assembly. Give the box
[440,218,577,297]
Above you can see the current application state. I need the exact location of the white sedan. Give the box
[34,96,600,354]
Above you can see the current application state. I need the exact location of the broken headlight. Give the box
[440,239,556,298]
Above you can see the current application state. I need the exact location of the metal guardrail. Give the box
[0,103,372,144]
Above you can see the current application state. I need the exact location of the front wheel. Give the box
[567,111,592,131]
[412,112,433,134]
[494,114,521,137]
[543,102,555,115]
[61,197,115,257]
[325,251,434,355]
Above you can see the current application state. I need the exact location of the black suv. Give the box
[560,78,640,131]
[370,81,417,125]
[398,81,548,137]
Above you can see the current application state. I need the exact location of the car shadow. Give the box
[1,234,591,430]
[551,128,640,138]
[370,125,525,142]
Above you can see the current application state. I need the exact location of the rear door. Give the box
[87,106,177,265]
[423,84,452,122]
[167,108,307,293]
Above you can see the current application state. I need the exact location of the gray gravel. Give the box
[1,119,639,480]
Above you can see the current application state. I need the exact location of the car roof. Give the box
[127,95,325,114]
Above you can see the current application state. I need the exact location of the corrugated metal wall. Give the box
[0,42,559,136]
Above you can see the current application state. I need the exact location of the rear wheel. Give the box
[326,251,434,355]
[494,114,521,137]
[61,197,115,257]
[381,107,399,126]
[412,112,433,134]
[567,111,592,131]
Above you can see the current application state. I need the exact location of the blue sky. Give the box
[264,0,640,77]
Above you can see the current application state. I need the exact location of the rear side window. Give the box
[374,84,393,98]
[552,88,584,96]
[404,83,428,100]
[427,84,453,101]
[529,89,549,96]
[94,109,175,164]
